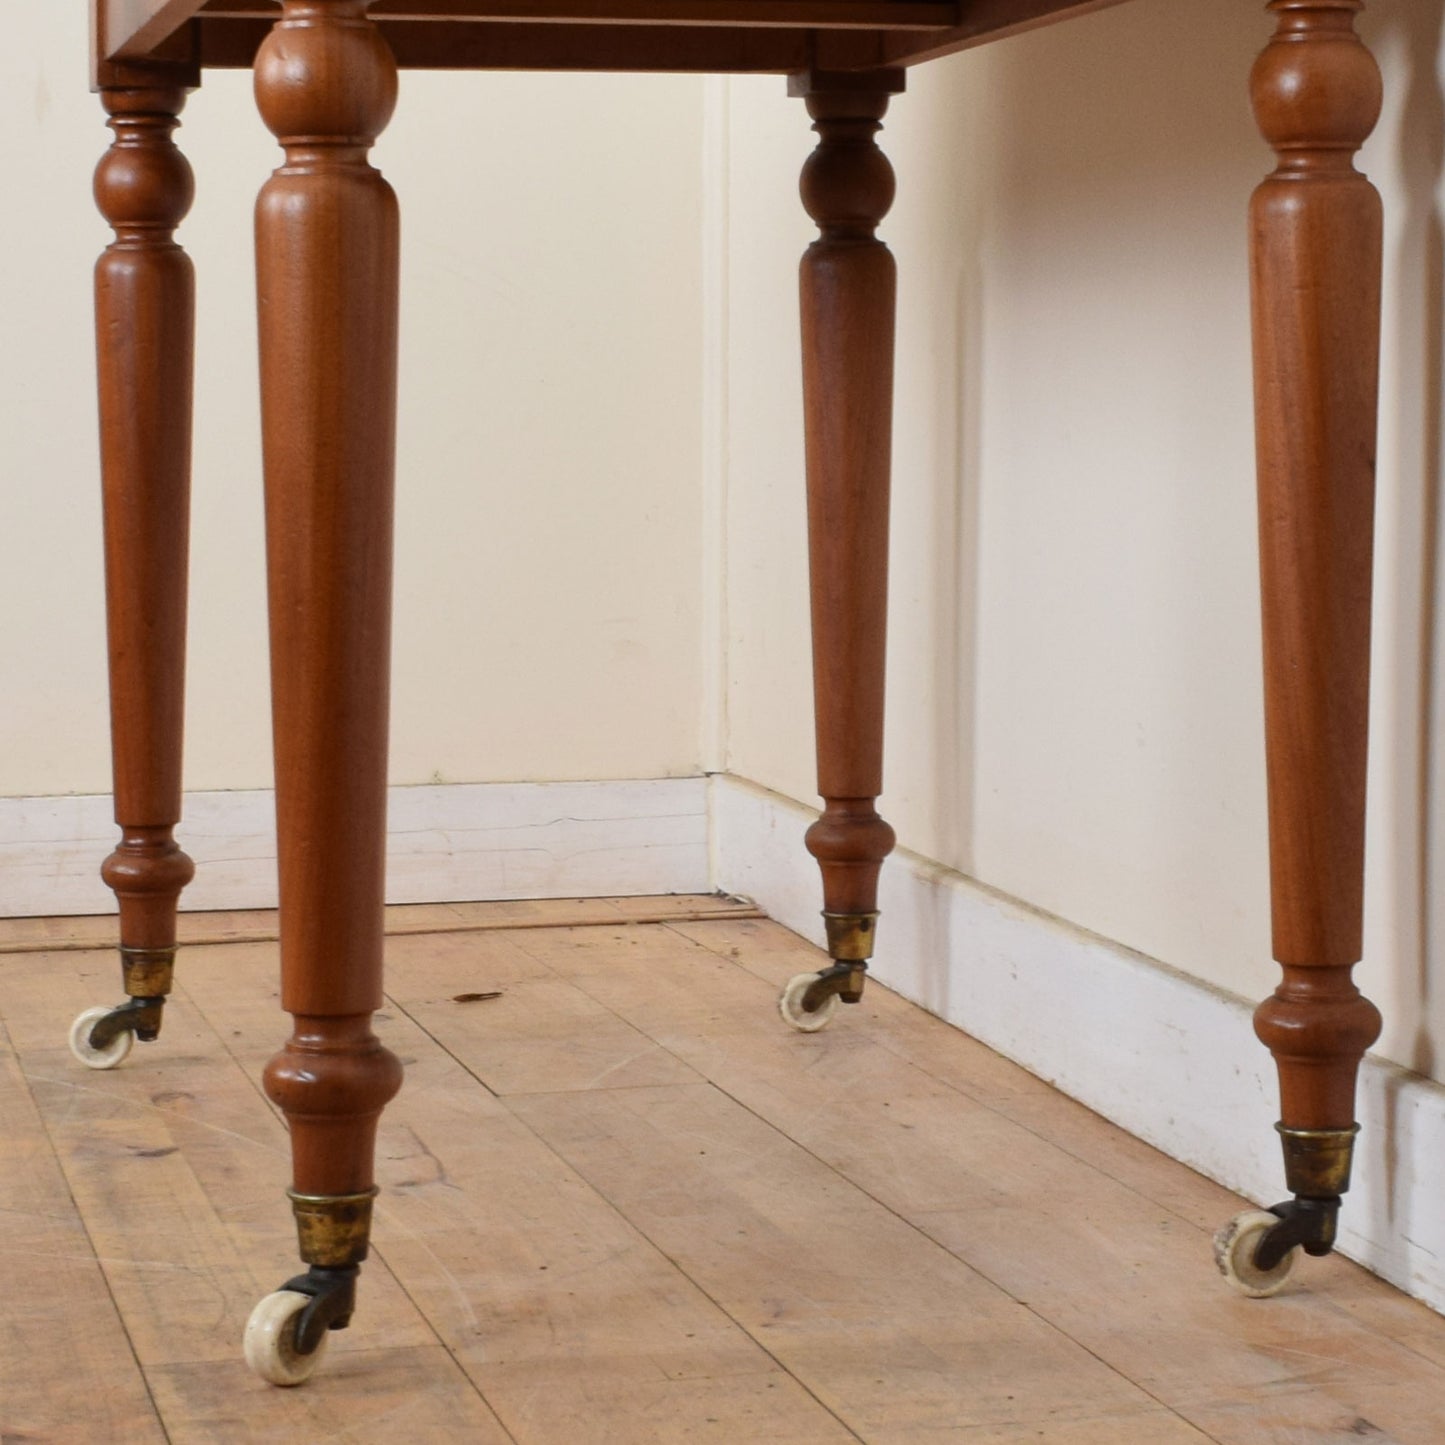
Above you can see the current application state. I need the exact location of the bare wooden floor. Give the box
[4,896,1445,1443]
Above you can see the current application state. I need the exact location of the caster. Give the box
[779,972,840,1032]
[68,1005,135,1071]
[67,996,166,1070]
[244,1290,329,1387]
[1213,1208,1298,1298]
[244,1264,357,1387]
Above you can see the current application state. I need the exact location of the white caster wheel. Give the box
[244,1289,328,1386]
[779,972,839,1033]
[1213,1209,1297,1298]
[68,1006,134,1071]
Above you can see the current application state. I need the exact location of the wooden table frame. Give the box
[80,0,1386,1382]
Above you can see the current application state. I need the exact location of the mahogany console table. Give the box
[79,0,1386,1385]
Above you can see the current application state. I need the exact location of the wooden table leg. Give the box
[777,70,903,1034]
[242,0,403,1387]
[71,69,199,1073]
[1215,0,1384,1297]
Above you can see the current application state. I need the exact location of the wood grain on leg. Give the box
[1250,0,1383,1201]
[253,0,403,1261]
[794,70,902,997]
[94,75,198,1023]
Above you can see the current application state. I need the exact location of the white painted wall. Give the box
[0,5,707,798]
[720,0,1445,1079]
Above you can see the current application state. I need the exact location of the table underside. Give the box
[96,0,1130,80]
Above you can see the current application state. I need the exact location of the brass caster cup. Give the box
[289,1188,379,1268]
[822,911,879,964]
[120,945,176,1001]
[1276,1123,1361,1199]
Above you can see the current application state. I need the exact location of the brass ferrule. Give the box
[288,1187,379,1267]
[1276,1123,1361,1199]
[120,945,176,999]
[822,911,879,963]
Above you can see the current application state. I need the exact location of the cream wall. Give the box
[0,4,706,797]
[720,0,1445,1077]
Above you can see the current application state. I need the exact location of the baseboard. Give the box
[709,772,1445,1317]
[0,777,710,918]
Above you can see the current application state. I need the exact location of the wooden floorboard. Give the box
[180,935,855,1444]
[4,900,1445,1441]
[0,1017,167,1442]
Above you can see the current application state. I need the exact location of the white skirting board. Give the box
[0,777,710,918]
[708,772,1445,1318]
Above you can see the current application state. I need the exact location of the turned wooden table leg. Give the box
[72,71,199,1073]
[242,0,403,1386]
[1216,0,1384,1296]
[777,70,903,1034]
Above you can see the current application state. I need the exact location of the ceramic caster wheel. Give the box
[244,1290,328,1386]
[68,1006,134,1071]
[1214,1209,1297,1298]
[779,972,839,1033]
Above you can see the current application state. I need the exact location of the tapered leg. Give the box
[71,73,198,1072]
[1215,0,1384,1295]
[778,71,903,1033]
[242,0,403,1386]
